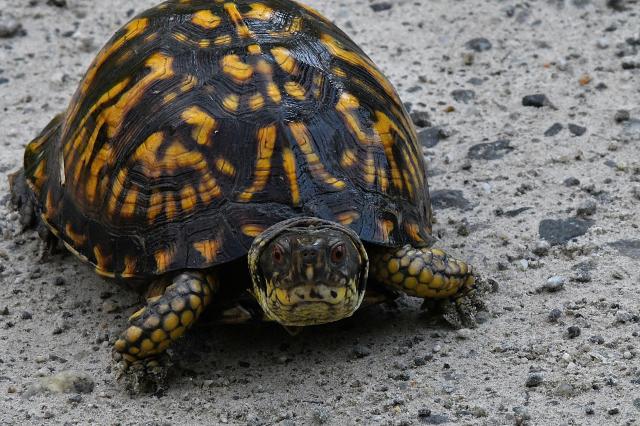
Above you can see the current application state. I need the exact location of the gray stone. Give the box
[538,218,594,245]
[431,190,471,211]
[609,239,640,259]
[465,38,492,52]
[451,89,476,103]
[419,127,449,148]
[568,123,587,136]
[545,123,563,137]
[522,94,554,108]
[525,373,544,387]
[468,139,514,160]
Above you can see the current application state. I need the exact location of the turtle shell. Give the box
[24,0,431,280]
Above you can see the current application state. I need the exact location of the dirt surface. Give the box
[1,0,639,424]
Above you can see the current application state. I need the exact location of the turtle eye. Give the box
[272,244,286,264]
[330,243,346,264]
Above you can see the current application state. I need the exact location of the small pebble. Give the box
[522,94,553,108]
[525,373,544,387]
[0,16,23,38]
[548,308,562,322]
[567,326,581,339]
[465,38,492,52]
[539,276,565,292]
[20,311,32,320]
[608,408,620,415]
[533,240,550,256]
[576,200,597,217]
[410,111,431,128]
[351,345,371,359]
[568,124,587,136]
[563,177,580,187]
[614,109,630,123]
[596,37,610,49]
[585,407,595,415]
[544,123,563,137]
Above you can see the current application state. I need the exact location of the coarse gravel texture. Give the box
[0,0,639,425]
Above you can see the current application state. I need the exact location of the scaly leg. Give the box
[112,271,217,393]
[370,245,480,327]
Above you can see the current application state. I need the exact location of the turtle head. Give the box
[248,218,368,326]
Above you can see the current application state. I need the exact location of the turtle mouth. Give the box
[257,279,362,326]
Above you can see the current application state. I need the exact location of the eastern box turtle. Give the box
[10,0,480,389]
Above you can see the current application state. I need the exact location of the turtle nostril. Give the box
[301,248,318,262]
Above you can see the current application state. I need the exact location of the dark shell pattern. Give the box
[24,0,431,280]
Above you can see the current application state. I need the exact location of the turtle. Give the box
[9,0,481,389]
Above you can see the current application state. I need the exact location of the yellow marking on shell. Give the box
[198,39,211,48]
[125,326,143,343]
[164,92,178,104]
[85,143,113,204]
[192,9,221,29]
[312,73,324,99]
[373,111,403,189]
[121,189,139,218]
[198,170,222,202]
[173,32,189,43]
[270,16,302,37]
[165,193,177,220]
[93,245,111,274]
[238,125,277,201]
[150,329,167,343]
[223,94,240,112]
[181,310,195,327]
[214,34,232,45]
[224,2,252,38]
[194,240,220,263]
[363,153,376,185]
[340,149,358,168]
[181,106,216,146]
[147,191,163,223]
[377,166,389,192]
[221,54,254,83]
[163,313,179,331]
[336,92,371,144]
[154,247,175,273]
[180,185,198,211]
[45,191,56,217]
[271,47,297,74]
[77,18,148,98]
[284,81,306,100]
[244,3,274,20]
[288,122,346,190]
[72,54,173,188]
[282,147,300,206]
[122,255,137,278]
[31,160,47,190]
[241,224,265,237]
[181,75,198,93]
[247,44,262,55]
[248,93,265,111]
[215,158,237,176]
[332,67,347,78]
[267,82,282,103]
[64,78,130,167]
[404,222,424,243]
[336,211,360,226]
[65,223,87,246]
[320,33,398,101]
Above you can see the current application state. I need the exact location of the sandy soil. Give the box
[0,0,639,424]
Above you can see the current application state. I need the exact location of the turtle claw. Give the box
[114,352,172,395]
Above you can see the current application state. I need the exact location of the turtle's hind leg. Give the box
[370,245,481,328]
[113,271,217,394]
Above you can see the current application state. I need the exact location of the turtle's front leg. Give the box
[370,245,480,327]
[112,271,217,393]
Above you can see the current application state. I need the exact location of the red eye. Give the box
[331,243,346,263]
[272,244,285,263]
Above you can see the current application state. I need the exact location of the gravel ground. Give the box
[1,0,639,424]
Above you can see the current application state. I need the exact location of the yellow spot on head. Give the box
[192,10,221,29]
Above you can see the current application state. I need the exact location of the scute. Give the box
[23,0,431,279]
